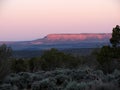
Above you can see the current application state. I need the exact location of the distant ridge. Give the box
[0,33,111,50]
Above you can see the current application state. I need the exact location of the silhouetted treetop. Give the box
[110,25,120,47]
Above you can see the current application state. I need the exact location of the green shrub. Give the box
[32,78,56,90]
[0,44,12,80]
[41,48,81,70]
[11,59,27,73]
[65,81,88,90]
[97,46,118,73]
[28,57,42,72]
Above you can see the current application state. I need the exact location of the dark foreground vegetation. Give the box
[0,25,120,90]
[1,68,120,90]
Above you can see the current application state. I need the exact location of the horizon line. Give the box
[0,33,112,42]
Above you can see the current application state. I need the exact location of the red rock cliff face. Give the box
[44,34,111,41]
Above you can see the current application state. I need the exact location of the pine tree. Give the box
[110,25,120,47]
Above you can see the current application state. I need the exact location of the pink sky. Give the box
[0,0,120,41]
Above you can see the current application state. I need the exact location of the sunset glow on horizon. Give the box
[0,0,120,41]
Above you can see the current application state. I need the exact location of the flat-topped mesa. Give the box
[44,33,111,41]
[0,33,112,50]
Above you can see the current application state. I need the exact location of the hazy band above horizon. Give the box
[0,0,120,41]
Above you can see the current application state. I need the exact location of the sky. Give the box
[0,0,120,41]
